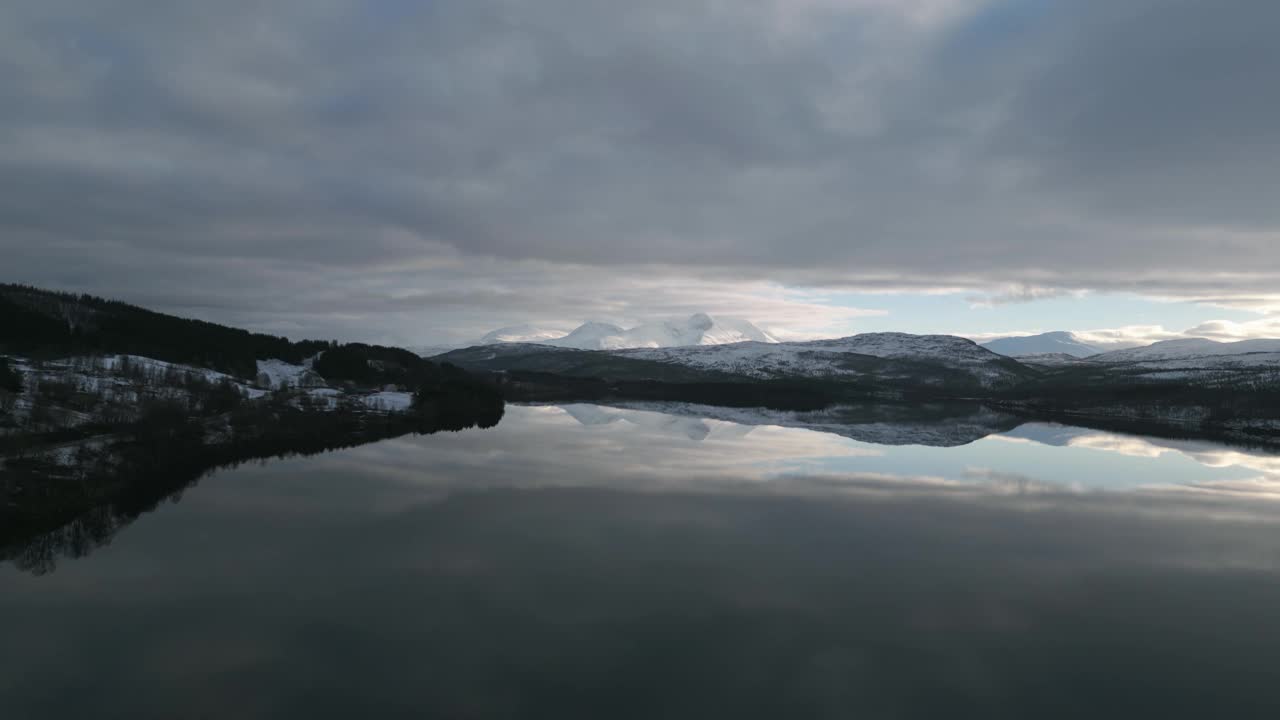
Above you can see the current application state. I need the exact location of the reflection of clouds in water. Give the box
[1146,476,1280,499]
[997,423,1280,485]
[12,414,1280,717]
[961,468,1084,495]
[1064,434,1168,459]
[320,405,885,496]
[560,403,718,442]
[1177,450,1280,476]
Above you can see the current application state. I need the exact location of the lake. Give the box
[4,402,1280,717]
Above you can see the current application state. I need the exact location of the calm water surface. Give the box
[4,403,1280,717]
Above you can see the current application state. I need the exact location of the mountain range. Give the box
[1090,337,1280,363]
[437,331,1036,392]
[980,332,1101,358]
[10,280,1280,410]
[478,314,778,350]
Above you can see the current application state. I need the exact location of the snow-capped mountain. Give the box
[544,321,627,349]
[981,332,1100,358]
[477,314,779,350]
[1092,337,1280,363]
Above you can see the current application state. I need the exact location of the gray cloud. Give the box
[2,0,1278,340]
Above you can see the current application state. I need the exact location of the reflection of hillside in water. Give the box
[561,402,1280,485]
[1,406,504,576]
[16,400,1280,578]
[558,401,1022,448]
[560,404,754,443]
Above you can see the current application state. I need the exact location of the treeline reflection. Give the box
[1,400,504,575]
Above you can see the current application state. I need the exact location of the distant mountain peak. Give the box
[981,332,1100,358]
[477,314,778,350]
[1092,337,1280,363]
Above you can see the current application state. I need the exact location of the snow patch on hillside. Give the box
[256,359,325,389]
[101,354,239,385]
[547,321,627,349]
[1015,353,1095,367]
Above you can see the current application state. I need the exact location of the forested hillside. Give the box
[0,284,474,391]
[0,284,329,377]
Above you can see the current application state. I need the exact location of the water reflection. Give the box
[539,403,1280,496]
[564,400,1024,447]
[4,403,1280,716]
[10,402,1280,577]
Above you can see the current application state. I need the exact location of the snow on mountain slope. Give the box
[801,333,1002,361]
[544,321,627,349]
[621,333,1029,387]
[535,314,778,350]
[982,332,1100,358]
[1014,353,1095,368]
[1092,338,1280,363]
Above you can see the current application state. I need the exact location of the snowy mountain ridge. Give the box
[1092,337,1280,363]
[434,331,1034,389]
[477,314,778,350]
[619,332,1030,387]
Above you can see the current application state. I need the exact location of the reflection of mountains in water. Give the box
[557,402,1024,448]
[557,403,1280,476]
[559,403,755,443]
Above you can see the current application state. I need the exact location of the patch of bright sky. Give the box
[822,291,1259,338]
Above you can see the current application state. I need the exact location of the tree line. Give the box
[1,284,331,378]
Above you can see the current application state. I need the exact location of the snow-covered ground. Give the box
[256,358,325,389]
[15,354,264,400]
[623,341,842,379]
[100,354,241,384]
[1,352,419,434]
[1015,353,1096,368]
[1079,341,1280,382]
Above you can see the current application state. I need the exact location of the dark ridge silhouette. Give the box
[0,284,463,388]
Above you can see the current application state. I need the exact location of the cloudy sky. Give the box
[4,0,1279,347]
